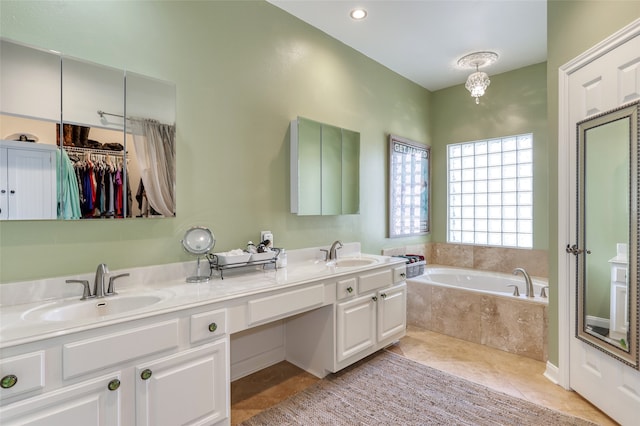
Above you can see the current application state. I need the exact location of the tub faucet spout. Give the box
[512,267,534,298]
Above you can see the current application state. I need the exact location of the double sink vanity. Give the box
[0,243,407,426]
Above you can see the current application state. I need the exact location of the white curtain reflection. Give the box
[130,118,175,217]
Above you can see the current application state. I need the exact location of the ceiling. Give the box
[267,0,547,92]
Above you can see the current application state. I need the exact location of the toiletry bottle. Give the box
[277,249,287,268]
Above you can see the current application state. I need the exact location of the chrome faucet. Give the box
[512,267,534,298]
[321,240,344,261]
[94,263,109,298]
[329,240,343,260]
[66,263,129,300]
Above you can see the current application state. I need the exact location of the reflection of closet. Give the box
[63,146,131,219]
[0,139,56,220]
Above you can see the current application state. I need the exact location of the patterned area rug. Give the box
[240,350,596,425]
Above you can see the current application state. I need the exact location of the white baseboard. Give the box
[543,361,560,385]
[231,346,285,381]
[585,315,610,329]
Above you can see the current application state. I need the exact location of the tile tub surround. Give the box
[383,243,548,278]
[407,275,548,361]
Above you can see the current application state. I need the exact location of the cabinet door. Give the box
[5,147,56,219]
[0,373,122,426]
[336,294,375,362]
[136,339,228,426]
[377,284,407,344]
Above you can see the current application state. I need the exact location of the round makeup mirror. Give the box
[182,226,215,283]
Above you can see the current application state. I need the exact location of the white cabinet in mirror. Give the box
[0,38,176,221]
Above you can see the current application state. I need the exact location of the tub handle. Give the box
[507,285,520,296]
[540,286,549,298]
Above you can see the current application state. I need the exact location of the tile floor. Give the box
[231,325,618,425]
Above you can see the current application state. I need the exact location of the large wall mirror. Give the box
[0,38,176,220]
[576,101,639,369]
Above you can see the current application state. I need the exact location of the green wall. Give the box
[430,62,549,250]
[547,0,640,366]
[0,0,432,283]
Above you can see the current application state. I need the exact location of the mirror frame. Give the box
[576,101,639,369]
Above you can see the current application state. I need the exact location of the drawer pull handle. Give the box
[372,296,378,302]
[108,379,121,391]
[140,369,153,380]
[0,374,17,389]
[346,286,353,293]
[208,322,218,333]
[400,272,406,278]
[381,293,387,299]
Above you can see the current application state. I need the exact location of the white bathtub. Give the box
[406,265,549,361]
[417,266,548,301]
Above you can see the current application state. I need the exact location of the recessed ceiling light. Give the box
[350,8,367,20]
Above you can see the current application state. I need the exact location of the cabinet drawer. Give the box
[358,269,392,294]
[0,351,45,399]
[393,265,407,283]
[191,309,227,343]
[336,278,357,300]
[248,284,324,325]
[63,319,179,379]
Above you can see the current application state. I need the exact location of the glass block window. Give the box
[447,134,533,248]
[389,135,430,237]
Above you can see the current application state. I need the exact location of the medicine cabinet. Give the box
[290,117,360,215]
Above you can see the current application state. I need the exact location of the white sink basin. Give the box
[23,294,164,322]
[328,257,379,268]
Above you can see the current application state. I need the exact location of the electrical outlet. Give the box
[260,230,273,246]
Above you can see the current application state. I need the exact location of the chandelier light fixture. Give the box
[457,51,499,105]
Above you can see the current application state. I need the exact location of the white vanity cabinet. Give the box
[609,258,629,341]
[0,140,57,220]
[333,265,407,370]
[0,307,230,426]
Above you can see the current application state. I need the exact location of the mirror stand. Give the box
[182,226,215,283]
[187,256,209,284]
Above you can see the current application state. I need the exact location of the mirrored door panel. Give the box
[576,101,639,368]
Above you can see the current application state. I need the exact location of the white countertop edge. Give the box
[0,243,407,349]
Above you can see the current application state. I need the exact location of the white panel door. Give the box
[377,284,407,343]
[562,25,640,425]
[336,294,375,362]
[0,373,122,426]
[4,144,56,220]
[135,340,228,426]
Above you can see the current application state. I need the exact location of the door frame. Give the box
[557,19,640,390]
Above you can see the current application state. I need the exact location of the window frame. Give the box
[388,134,431,238]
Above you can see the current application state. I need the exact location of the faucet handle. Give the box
[107,273,130,296]
[66,279,92,300]
[507,284,520,297]
[540,285,549,298]
[320,249,329,261]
